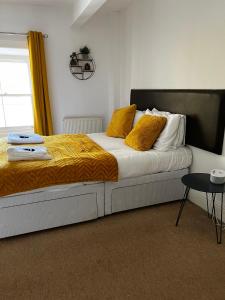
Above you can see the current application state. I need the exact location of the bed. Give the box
[0,89,224,238]
[0,133,191,238]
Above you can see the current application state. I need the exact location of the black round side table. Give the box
[176,173,225,244]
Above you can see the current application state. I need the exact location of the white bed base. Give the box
[105,169,188,215]
[0,169,188,238]
[0,183,104,239]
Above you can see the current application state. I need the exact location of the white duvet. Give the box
[89,133,192,180]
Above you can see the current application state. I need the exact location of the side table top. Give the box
[182,173,225,194]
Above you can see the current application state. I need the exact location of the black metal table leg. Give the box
[176,186,190,226]
[217,193,224,244]
[211,193,216,217]
[206,193,210,218]
[211,193,219,243]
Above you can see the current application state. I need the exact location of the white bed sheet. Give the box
[88,133,192,180]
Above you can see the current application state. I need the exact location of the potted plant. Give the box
[80,46,90,60]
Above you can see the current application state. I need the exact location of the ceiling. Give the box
[100,0,132,12]
[71,0,132,27]
[0,0,132,10]
[0,0,74,6]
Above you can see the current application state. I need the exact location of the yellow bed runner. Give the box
[0,134,118,197]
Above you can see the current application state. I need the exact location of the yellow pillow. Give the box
[125,115,167,151]
[106,104,137,138]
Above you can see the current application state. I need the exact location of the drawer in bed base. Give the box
[105,169,188,214]
[0,184,104,238]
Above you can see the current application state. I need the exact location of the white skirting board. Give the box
[0,183,104,239]
[105,169,188,215]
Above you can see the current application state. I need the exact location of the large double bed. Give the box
[0,89,224,238]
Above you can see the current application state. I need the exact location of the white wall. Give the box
[0,3,119,132]
[120,0,225,213]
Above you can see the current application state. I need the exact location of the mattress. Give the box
[88,133,192,180]
[2,133,192,197]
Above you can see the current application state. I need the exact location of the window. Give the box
[0,47,33,136]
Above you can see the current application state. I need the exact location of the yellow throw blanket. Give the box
[0,134,118,197]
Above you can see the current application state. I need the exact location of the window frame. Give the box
[0,51,34,137]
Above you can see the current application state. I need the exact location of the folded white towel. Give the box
[7,133,44,144]
[7,146,52,162]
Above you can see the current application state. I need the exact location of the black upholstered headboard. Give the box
[130,89,225,154]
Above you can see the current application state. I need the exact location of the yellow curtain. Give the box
[27,31,53,136]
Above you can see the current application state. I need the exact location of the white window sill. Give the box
[0,126,34,138]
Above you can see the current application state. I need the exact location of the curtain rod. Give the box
[0,32,48,38]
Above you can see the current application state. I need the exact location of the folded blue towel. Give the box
[7,133,44,144]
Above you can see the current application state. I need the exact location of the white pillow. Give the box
[145,108,186,151]
[152,108,186,147]
[133,110,144,126]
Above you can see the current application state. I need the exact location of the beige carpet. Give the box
[0,201,224,300]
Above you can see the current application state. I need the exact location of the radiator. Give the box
[63,116,103,134]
